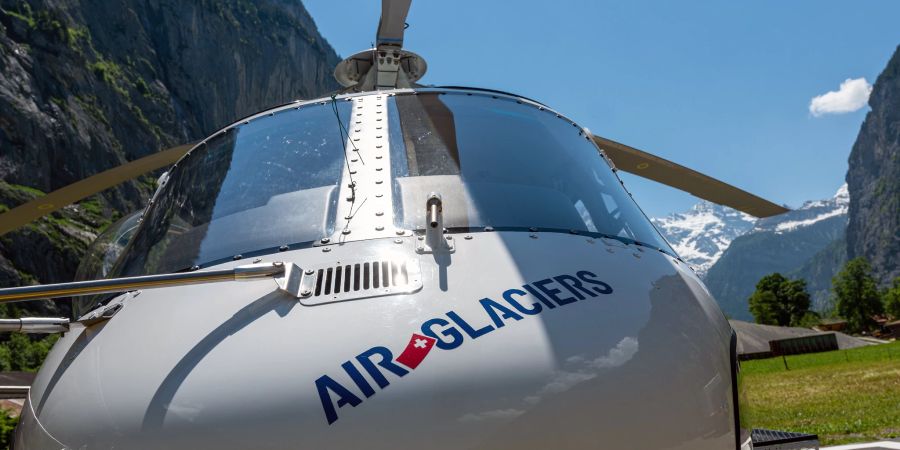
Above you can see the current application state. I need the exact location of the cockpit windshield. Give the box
[111,101,351,277]
[388,92,671,251]
[104,90,671,282]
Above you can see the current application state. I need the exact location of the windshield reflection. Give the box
[112,101,351,276]
[389,92,672,252]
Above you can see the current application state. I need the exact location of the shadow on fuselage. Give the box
[140,291,295,431]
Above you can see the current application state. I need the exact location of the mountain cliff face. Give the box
[651,201,755,276]
[846,45,900,287]
[696,186,849,320]
[0,0,339,315]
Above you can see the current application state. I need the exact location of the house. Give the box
[883,320,900,338]
[814,318,847,332]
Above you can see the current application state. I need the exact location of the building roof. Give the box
[729,320,871,355]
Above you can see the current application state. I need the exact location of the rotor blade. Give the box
[593,136,789,218]
[0,144,192,236]
[376,0,412,47]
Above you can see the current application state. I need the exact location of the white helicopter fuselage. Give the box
[15,88,741,449]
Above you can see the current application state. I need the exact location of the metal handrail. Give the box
[0,262,287,303]
[0,317,69,333]
[0,385,29,399]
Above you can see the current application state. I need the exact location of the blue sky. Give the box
[305,1,900,218]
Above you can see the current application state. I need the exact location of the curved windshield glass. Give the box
[75,211,143,282]
[106,91,670,279]
[74,211,143,316]
[389,92,671,251]
[112,101,351,276]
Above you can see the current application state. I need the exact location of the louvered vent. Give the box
[298,258,422,305]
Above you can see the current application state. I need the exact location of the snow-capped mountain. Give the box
[703,184,850,320]
[651,202,756,276]
[652,184,849,277]
[753,184,849,234]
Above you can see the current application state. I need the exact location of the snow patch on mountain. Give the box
[651,202,756,275]
[651,184,849,276]
[754,184,849,234]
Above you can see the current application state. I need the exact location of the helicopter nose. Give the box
[22,232,735,449]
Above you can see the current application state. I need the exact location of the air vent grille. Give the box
[299,258,422,306]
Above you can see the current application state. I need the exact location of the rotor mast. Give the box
[334,0,427,90]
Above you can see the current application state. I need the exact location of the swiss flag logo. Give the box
[395,333,436,369]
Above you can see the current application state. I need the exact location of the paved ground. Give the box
[822,441,900,449]
[0,398,23,416]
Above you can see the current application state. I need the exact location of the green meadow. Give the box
[741,341,900,446]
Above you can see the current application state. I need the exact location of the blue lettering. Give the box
[421,317,464,350]
[502,288,542,315]
[479,297,524,327]
[533,278,577,305]
[523,284,556,309]
[356,346,408,389]
[447,311,495,339]
[342,360,375,398]
[554,274,597,300]
[316,374,362,425]
[576,270,613,295]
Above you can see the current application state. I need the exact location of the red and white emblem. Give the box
[395,333,437,369]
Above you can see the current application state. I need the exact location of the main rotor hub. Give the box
[334,47,428,90]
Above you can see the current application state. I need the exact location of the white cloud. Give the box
[809,78,872,117]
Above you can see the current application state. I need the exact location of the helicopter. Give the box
[0,1,811,448]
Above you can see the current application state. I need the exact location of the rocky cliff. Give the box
[846,45,900,287]
[0,0,339,316]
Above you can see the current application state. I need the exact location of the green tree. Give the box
[832,257,883,333]
[748,273,811,326]
[883,277,900,320]
[0,333,59,372]
[0,409,18,449]
[795,311,822,328]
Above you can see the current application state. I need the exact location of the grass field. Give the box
[741,340,900,446]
